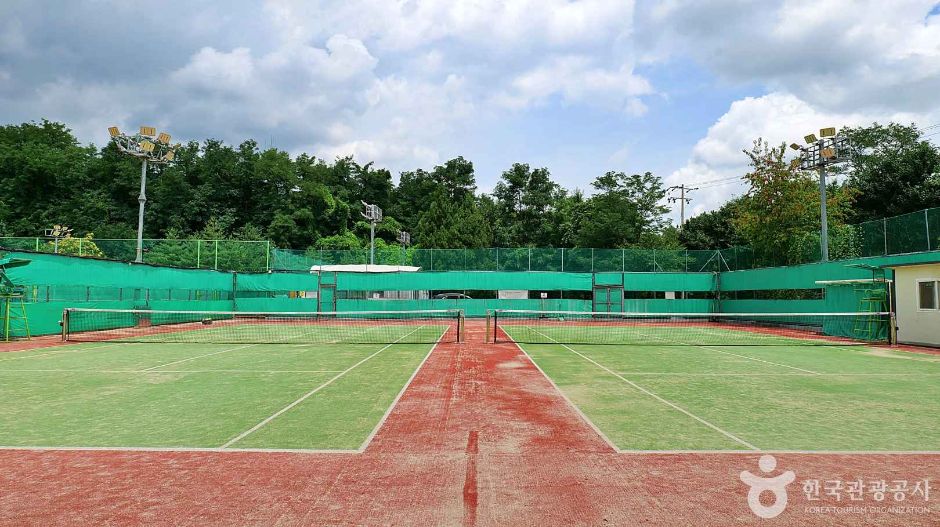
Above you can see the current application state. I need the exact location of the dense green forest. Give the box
[0,120,938,267]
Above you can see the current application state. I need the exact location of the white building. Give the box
[884,261,940,347]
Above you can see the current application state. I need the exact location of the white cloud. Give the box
[665,92,931,221]
[497,55,653,113]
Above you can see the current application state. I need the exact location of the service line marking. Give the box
[220,326,424,448]
[528,328,759,451]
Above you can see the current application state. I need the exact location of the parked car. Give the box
[432,293,472,300]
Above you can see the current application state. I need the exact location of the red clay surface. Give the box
[1,320,938,526]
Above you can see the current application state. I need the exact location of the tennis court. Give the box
[0,310,459,451]
[492,310,940,452]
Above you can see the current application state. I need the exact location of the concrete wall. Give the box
[893,263,940,347]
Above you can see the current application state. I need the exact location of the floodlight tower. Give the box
[361,201,383,266]
[44,225,73,254]
[789,127,851,262]
[108,126,179,263]
[397,230,410,265]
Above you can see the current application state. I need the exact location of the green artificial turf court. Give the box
[0,324,447,450]
[506,325,940,452]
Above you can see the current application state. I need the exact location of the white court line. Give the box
[625,326,822,375]
[612,372,940,377]
[529,328,759,451]
[0,342,122,362]
[0,445,358,454]
[139,330,306,372]
[140,344,261,371]
[512,340,620,453]
[220,326,425,449]
[1,444,936,455]
[356,327,448,452]
[0,369,345,374]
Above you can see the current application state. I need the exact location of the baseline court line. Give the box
[0,369,345,374]
[220,326,424,448]
[611,372,940,377]
[2,444,937,455]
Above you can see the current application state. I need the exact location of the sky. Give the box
[2,0,940,223]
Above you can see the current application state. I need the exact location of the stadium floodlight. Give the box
[791,126,852,262]
[361,201,383,266]
[789,143,802,151]
[44,224,73,254]
[398,231,411,246]
[108,125,179,263]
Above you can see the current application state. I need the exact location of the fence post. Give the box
[528,248,532,271]
[496,248,500,271]
[561,248,564,272]
[265,240,271,271]
[883,218,888,255]
[621,249,625,272]
[196,240,202,268]
[79,238,83,256]
[214,240,219,270]
[926,209,932,251]
[35,238,39,251]
[591,248,594,273]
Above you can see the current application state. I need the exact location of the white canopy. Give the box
[309,264,421,273]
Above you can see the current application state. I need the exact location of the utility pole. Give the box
[790,127,850,262]
[667,185,698,228]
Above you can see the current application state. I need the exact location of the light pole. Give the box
[44,225,72,254]
[397,230,410,266]
[361,201,383,266]
[790,127,850,262]
[108,126,178,263]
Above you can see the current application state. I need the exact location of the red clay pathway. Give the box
[0,321,937,526]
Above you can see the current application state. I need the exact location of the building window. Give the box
[917,280,938,310]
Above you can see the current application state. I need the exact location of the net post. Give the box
[457,310,465,342]
[61,308,70,341]
[493,310,498,343]
[485,310,491,343]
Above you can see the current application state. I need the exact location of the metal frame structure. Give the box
[790,127,851,262]
[361,201,383,266]
[108,126,179,263]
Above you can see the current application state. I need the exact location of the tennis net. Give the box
[63,308,464,344]
[487,310,892,346]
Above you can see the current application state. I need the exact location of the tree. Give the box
[679,200,745,250]
[576,171,669,248]
[734,139,856,265]
[414,193,493,248]
[492,163,567,246]
[841,123,940,222]
[46,233,105,258]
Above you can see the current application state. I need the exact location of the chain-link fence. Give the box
[0,238,271,272]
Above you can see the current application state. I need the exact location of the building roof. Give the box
[880,259,940,269]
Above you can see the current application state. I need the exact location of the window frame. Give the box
[915,278,939,311]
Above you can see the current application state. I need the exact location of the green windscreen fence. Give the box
[271,247,729,273]
[3,246,936,340]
